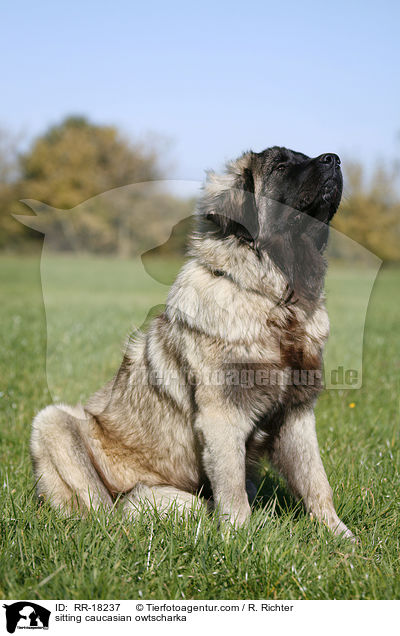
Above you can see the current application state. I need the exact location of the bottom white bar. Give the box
[2,599,398,635]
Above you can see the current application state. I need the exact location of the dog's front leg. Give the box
[269,405,354,539]
[194,386,251,527]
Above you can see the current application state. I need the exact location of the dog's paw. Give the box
[222,501,252,529]
[331,518,357,544]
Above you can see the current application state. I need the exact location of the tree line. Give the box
[0,116,399,261]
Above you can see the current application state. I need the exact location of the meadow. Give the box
[0,253,399,600]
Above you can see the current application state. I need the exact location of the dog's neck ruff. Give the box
[189,221,323,311]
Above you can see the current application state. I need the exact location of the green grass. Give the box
[0,253,399,600]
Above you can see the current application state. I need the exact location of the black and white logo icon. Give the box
[2,602,50,633]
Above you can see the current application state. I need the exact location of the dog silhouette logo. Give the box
[2,602,50,633]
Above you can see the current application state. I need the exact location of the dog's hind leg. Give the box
[31,403,113,513]
[122,484,207,520]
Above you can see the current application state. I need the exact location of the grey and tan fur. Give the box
[31,146,353,539]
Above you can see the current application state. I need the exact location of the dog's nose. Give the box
[319,153,341,167]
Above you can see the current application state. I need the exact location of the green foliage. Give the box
[332,161,400,261]
[0,256,399,599]
[0,117,400,260]
[0,116,195,255]
[0,129,25,249]
[19,115,160,207]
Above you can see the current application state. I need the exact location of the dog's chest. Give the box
[223,319,325,416]
[274,310,323,370]
[267,304,328,404]
[234,304,327,412]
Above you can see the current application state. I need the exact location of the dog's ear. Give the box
[197,152,257,242]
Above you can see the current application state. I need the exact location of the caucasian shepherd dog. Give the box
[31,146,354,539]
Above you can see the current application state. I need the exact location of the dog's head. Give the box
[198,146,343,299]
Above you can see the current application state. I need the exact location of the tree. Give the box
[332,160,400,262]
[11,116,178,255]
[19,115,160,206]
[0,129,24,249]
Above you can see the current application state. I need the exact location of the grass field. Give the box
[0,253,399,600]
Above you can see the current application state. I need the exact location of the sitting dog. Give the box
[31,146,353,539]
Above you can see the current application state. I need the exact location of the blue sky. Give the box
[1,0,399,180]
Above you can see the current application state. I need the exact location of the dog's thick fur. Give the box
[31,146,353,538]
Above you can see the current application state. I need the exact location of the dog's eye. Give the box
[275,163,287,172]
